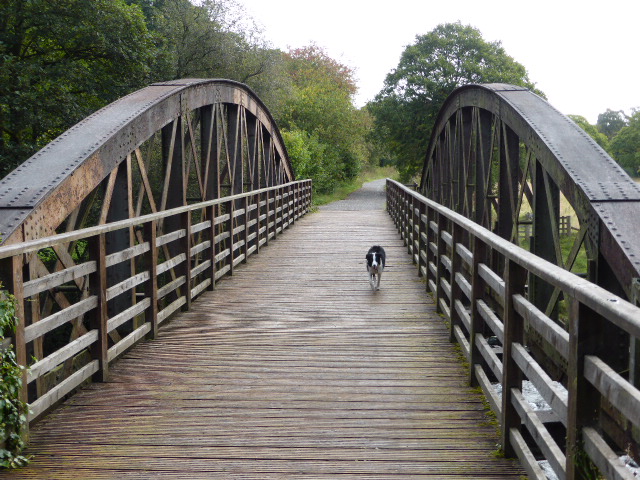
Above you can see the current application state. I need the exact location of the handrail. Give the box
[387,179,640,480]
[0,180,312,425]
[0,180,307,259]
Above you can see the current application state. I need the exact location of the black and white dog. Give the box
[366,245,386,291]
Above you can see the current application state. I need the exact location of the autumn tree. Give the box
[369,22,539,180]
[279,45,367,192]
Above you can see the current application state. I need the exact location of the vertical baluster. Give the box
[182,211,192,310]
[265,189,271,246]
[435,212,447,315]
[449,222,464,343]
[89,233,108,382]
[143,220,159,338]
[227,199,235,276]
[255,192,262,255]
[206,204,217,290]
[242,194,249,263]
[426,204,437,294]
[469,236,488,387]
[566,301,608,480]
[417,200,427,278]
[501,258,527,457]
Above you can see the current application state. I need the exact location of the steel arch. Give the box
[0,78,294,246]
[420,83,640,304]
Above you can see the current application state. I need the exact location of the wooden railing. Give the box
[387,179,640,480]
[0,180,312,424]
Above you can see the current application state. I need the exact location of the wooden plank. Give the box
[476,333,503,380]
[28,330,99,383]
[478,263,505,303]
[584,355,640,429]
[511,388,566,479]
[29,361,99,422]
[107,299,151,333]
[105,271,150,302]
[583,427,637,480]
[23,261,97,298]
[24,296,98,343]
[513,293,569,360]
[156,228,186,248]
[509,428,549,480]
[105,242,150,268]
[477,299,504,343]
[512,342,568,425]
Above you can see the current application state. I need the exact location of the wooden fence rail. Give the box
[0,180,312,426]
[387,179,640,480]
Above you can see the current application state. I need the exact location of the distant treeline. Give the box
[1,3,636,191]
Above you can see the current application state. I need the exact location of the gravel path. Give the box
[318,178,387,211]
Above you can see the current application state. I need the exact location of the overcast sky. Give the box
[238,0,639,124]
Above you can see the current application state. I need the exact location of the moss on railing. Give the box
[0,286,29,469]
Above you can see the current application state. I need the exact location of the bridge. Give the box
[0,80,639,479]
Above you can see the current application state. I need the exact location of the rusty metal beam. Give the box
[0,79,294,246]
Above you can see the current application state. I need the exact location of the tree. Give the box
[279,45,367,192]
[0,0,154,177]
[596,109,628,139]
[609,109,640,177]
[568,115,610,151]
[369,22,539,180]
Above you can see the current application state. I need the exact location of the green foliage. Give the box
[569,115,611,150]
[0,287,29,469]
[0,0,155,178]
[369,22,540,181]
[279,45,368,192]
[282,128,334,193]
[597,109,628,139]
[609,109,640,177]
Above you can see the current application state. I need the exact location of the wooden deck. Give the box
[7,207,525,479]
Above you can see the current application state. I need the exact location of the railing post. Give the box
[255,193,262,255]
[265,189,271,246]
[227,199,235,276]
[292,183,297,224]
[435,212,447,314]
[408,193,415,255]
[206,204,217,290]
[565,301,610,480]
[88,233,109,382]
[426,204,437,294]
[143,220,159,338]
[272,188,278,241]
[181,210,192,310]
[449,222,464,343]
[417,200,427,278]
[501,258,527,458]
[469,236,488,387]
[242,194,249,263]
[403,190,410,247]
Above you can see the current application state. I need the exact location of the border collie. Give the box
[366,246,386,291]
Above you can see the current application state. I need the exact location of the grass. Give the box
[312,166,399,206]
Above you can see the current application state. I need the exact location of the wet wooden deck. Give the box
[7,207,524,479]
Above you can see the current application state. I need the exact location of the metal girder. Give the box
[420,83,640,301]
[0,79,294,245]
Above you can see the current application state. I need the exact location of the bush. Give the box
[0,288,29,469]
